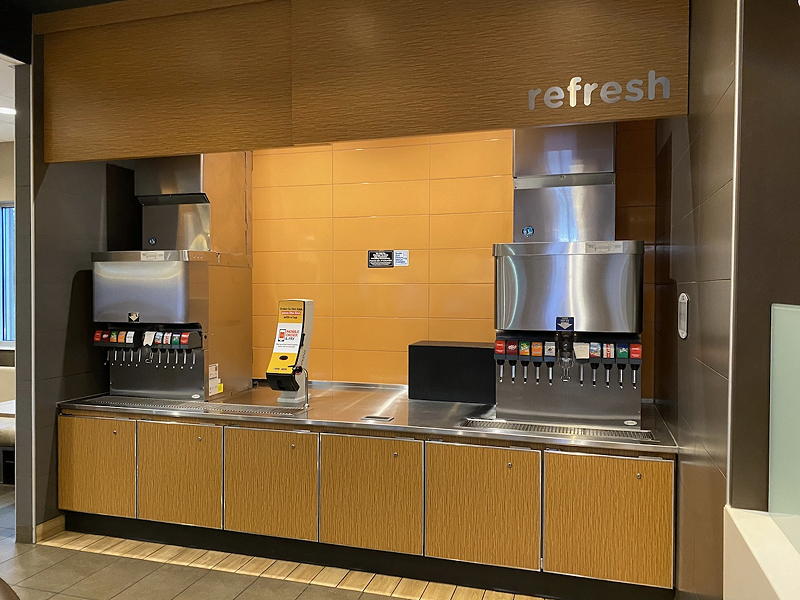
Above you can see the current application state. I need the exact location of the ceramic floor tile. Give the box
[235,577,307,600]
[16,551,117,593]
[11,586,55,600]
[0,537,35,562]
[0,546,75,585]
[172,570,256,600]
[110,563,207,600]
[61,556,161,600]
[296,585,361,600]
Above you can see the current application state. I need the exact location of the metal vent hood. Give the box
[135,154,209,204]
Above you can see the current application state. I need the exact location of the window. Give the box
[0,205,13,342]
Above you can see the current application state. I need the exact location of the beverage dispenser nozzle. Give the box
[531,342,543,383]
[506,341,519,383]
[602,343,615,387]
[557,330,575,382]
[616,344,630,388]
[574,342,590,386]
[544,341,557,385]
[589,342,602,386]
[518,342,531,383]
[494,339,507,383]
[629,343,643,389]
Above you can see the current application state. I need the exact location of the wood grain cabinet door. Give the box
[58,415,136,518]
[224,427,318,540]
[425,442,541,570]
[543,450,674,588]
[137,421,223,529]
[320,434,423,554]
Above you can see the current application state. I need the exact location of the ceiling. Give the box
[0,55,15,143]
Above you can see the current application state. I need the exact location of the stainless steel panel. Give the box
[514,124,615,177]
[142,201,211,251]
[134,155,203,197]
[110,349,206,400]
[494,242,643,333]
[91,251,249,266]
[494,364,643,428]
[513,185,616,242]
[92,260,209,325]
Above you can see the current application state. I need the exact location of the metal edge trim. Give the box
[513,172,616,189]
[493,241,644,256]
[60,403,678,454]
[542,448,674,463]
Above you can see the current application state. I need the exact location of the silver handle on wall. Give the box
[678,293,689,339]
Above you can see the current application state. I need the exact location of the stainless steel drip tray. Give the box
[76,397,307,417]
[459,418,656,441]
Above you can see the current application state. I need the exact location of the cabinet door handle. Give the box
[392,452,399,458]
[112,430,117,435]
[507,462,513,469]
[290,443,296,449]
[197,436,203,442]
[635,472,642,480]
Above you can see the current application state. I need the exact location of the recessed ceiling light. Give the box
[0,108,15,116]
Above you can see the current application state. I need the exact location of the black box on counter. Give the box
[408,341,495,404]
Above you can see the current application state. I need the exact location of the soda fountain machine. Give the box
[493,241,643,428]
[492,123,644,428]
[91,154,252,401]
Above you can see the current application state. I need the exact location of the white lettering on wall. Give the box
[528,70,671,110]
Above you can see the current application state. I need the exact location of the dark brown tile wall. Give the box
[654,1,738,599]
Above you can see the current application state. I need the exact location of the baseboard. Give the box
[35,514,65,542]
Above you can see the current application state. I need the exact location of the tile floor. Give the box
[0,529,548,600]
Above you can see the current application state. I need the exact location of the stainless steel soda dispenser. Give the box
[493,241,644,428]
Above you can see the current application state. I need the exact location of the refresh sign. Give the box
[528,70,671,111]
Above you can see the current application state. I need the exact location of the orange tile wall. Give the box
[251,130,514,384]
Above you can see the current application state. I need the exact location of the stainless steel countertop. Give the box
[59,383,678,454]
